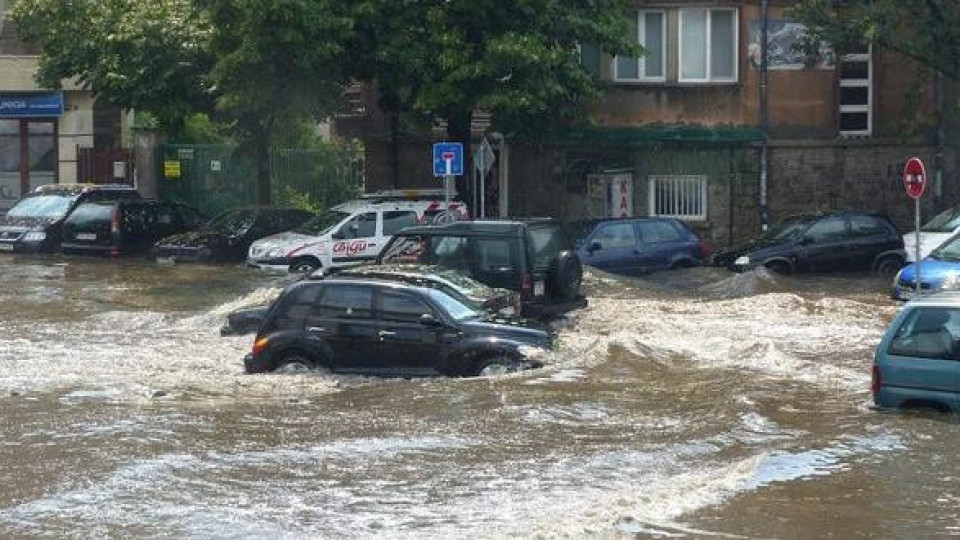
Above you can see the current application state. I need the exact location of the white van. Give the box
[904,204,960,262]
[247,190,469,273]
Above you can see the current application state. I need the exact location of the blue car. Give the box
[873,292,960,413]
[892,232,960,300]
[573,217,710,275]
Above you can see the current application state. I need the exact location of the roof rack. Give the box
[360,188,457,202]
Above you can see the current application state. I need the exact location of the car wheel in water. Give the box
[275,353,318,373]
[289,258,321,274]
[477,356,519,377]
[875,256,903,277]
[764,260,792,275]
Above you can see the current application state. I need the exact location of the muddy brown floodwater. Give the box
[1,254,958,538]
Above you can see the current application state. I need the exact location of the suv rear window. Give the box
[65,202,112,226]
[889,307,960,360]
[528,225,565,270]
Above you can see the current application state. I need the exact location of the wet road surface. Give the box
[0,254,958,538]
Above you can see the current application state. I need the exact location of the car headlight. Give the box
[940,273,960,291]
[734,255,750,266]
[22,231,46,242]
[516,345,548,359]
[266,248,284,258]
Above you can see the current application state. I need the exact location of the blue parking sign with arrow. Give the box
[433,143,464,177]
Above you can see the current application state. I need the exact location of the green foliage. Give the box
[791,0,960,80]
[181,114,232,145]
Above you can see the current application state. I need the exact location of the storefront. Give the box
[0,91,62,212]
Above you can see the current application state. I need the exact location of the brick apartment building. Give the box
[339,1,956,246]
[0,0,133,212]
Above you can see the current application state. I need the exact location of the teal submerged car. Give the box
[874,292,960,413]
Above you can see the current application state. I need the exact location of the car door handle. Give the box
[378,330,397,337]
[307,326,326,333]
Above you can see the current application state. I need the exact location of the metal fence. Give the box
[158,143,364,217]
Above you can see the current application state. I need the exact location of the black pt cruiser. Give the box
[244,277,554,377]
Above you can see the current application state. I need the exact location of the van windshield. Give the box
[7,194,78,220]
[294,211,349,235]
[922,206,960,233]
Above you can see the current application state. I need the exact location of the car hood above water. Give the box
[156,230,236,250]
[712,238,791,265]
[0,215,56,230]
[460,317,553,348]
[249,232,318,256]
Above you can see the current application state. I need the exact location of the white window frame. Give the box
[648,175,708,221]
[613,10,667,83]
[678,8,739,84]
[839,48,872,137]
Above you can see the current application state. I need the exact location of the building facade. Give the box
[0,1,132,212]
[338,1,956,246]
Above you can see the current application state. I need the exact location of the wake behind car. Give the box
[0,184,140,253]
[892,231,960,300]
[220,263,520,336]
[713,211,904,275]
[247,190,469,274]
[377,219,586,318]
[154,206,312,263]
[572,217,710,275]
[244,277,552,377]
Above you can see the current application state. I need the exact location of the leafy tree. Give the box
[11,0,214,133]
[791,0,960,80]
[349,0,640,193]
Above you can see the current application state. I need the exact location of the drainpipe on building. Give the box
[759,0,770,232]
[935,70,946,209]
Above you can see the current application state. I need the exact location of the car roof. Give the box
[905,292,960,308]
[296,275,432,293]
[395,219,559,237]
[32,183,137,196]
[333,197,465,214]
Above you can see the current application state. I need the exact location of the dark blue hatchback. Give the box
[573,218,710,275]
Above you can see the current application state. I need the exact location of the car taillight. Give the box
[252,336,269,356]
[521,273,532,298]
[698,237,712,259]
[110,207,120,235]
[871,365,882,394]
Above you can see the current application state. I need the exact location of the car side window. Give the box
[333,212,376,240]
[849,215,891,237]
[316,284,373,319]
[889,307,960,360]
[594,222,637,250]
[383,211,418,236]
[474,238,517,272]
[638,221,682,243]
[269,284,323,331]
[379,290,434,323]
[804,216,848,243]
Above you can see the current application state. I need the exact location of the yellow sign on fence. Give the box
[164,160,181,179]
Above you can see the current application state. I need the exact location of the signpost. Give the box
[433,143,463,208]
[903,157,927,297]
[473,137,495,219]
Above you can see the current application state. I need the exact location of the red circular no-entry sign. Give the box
[903,157,926,199]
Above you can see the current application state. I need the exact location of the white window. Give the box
[679,8,738,83]
[839,45,871,136]
[614,10,666,82]
[648,175,708,220]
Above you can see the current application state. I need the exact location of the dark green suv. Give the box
[377,220,587,317]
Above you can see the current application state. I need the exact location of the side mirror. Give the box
[419,313,443,327]
[588,241,602,254]
[799,237,814,246]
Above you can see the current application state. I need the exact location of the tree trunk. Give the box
[445,109,473,206]
[254,125,271,205]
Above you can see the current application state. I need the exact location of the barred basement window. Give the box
[648,175,708,221]
[839,44,871,136]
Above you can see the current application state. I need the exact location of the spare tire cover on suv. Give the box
[550,251,583,301]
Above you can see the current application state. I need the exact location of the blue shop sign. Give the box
[0,91,64,118]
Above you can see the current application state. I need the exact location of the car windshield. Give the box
[294,211,349,235]
[7,194,78,220]
[922,206,960,233]
[764,216,816,241]
[205,209,257,234]
[424,288,480,321]
[929,234,960,262]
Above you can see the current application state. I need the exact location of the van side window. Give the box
[383,211,418,236]
[889,307,960,360]
[333,212,377,240]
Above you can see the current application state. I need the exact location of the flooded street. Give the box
[2,255,959,538]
